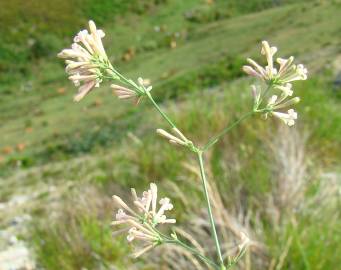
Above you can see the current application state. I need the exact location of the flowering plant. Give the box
[59,21,307,269]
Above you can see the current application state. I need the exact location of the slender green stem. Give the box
[203,111,254,151]
[203,84,274,151]
[258,84,272,107]
[166,239,219,269]
[147,225,218,269]
[145,91,176,128]
[105,64,143,94]
[107,64,228,268]
[197,152,225,269]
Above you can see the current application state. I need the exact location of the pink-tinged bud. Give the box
[243,66,261,79]
[250,85,261,104]
[111,84,138,101]
[156,129,186,145]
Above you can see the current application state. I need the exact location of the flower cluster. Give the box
[112,183,176,258]
[243,41,307,126]
[243,41,307,84]
[58,20,109,101]
[59,20,150,104]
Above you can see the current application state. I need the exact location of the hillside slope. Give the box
[0,1,340,168]
[0,1,340,270]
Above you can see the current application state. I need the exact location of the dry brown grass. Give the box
[266,126,309,225]
[31,125,340,270]
[150,125,314,270]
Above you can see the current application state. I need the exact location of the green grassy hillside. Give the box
[0,0,340,269]
[1,1,340,169]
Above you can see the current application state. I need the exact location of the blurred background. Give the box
[0,0,340,269]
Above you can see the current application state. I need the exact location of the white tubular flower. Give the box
[112,183,176,258]
[264,93,300,126]
[138,77,153,92]
[267,95,278,107]
[260,41,278,79]
[138,77,152,87]
[243,41,278,81]
[243,41,308,85]
[277,62,308,84]
[132,183,176,225]
[153,198,175,224]
[58,20,108,101]
[272,109,298,126]
[274,83,293,97]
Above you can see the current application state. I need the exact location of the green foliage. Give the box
[154,56,244,100]
[0,0,167,75]
[29,34,64,59]
[265,204,341,270]
[1,0,341,269]
[81,0,168,24]
[33,215,129,270]
[0,0,312,75]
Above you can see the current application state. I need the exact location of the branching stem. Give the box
[203,111,254,151]
[105,66,256,270]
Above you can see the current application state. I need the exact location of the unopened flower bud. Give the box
[156,129,186,146]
